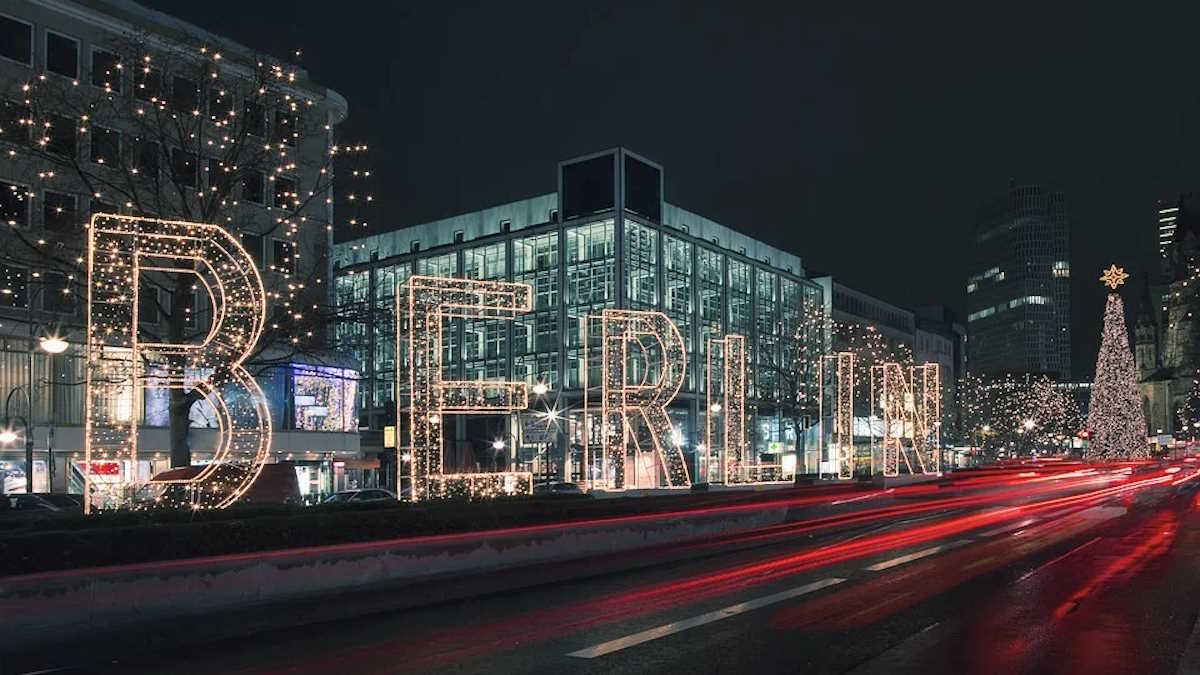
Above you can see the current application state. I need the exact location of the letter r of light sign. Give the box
[400,276,534,500]
[593,309,691,490]
[85,215,271,512]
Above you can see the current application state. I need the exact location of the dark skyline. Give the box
[149,0,1200,376]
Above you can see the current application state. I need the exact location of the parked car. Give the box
[533,482,589,496]
[322,488,398,504]
[137,463,302,507]
[0,493,79,513]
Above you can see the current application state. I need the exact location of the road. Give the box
[51,460,1200,674]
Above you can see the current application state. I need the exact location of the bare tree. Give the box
[0,29,373,466]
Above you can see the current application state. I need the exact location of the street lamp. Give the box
[531,381,549,397]
[5,335,70,493]
[39,336,68,355]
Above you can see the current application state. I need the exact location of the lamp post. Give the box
[3,335,69,494]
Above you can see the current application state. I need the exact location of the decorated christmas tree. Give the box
[1085,266,1148,460]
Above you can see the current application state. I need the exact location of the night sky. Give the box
[149,0,1200,377]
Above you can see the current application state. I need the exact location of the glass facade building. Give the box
[334,149,824,488]
[967,185,1071,379]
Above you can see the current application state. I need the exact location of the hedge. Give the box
[0,486,813,577]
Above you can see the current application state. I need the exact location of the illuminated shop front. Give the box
[0,346,360,497]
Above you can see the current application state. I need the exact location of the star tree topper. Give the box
[1099,264,1129,290]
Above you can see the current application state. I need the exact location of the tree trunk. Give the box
[167,276,194,468]
[169,387,193,468]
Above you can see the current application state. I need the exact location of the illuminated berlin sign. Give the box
[85,214,271,512]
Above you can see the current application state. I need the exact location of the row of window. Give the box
[967,295,1054,323]
[0,181,294,275]
[832,291,914,334]
[1,105,297,204]
[0,15,295,142]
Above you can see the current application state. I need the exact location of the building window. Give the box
[0,264,27,308]
[41,271,74,314]
[242,170,264,204]
[243,101,265,137]
[171,148,196,187]
[0,15,32,66]
[43,191,76,231]
[45,31,78,79]
[208,81,232,121]
[44,114,75,157]
[1,181,28,227]
[90,126,120,165]
[273,175,296,209]
[272,239,295,276]
[0,99,29,144]
[207,158,233,194]
[241,232,264,270]
[90,49,121,92]
[135,66,162,102]
[171,76,198,113]
[274,109,296,146]
[130,137,159,176]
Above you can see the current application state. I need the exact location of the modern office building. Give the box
[0,0,360,498]
[1158,197,1182,263]
[333,148,825,488]
[967,183,1071,379]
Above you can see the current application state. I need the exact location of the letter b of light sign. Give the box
[400,276,533,500]
[85,215,271,513]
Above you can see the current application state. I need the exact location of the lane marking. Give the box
[864,540,971,572]
[832,489,893,505]
[566,577,845,658]
[978,518,1037,538]
[963,555,997,571]
[1016,536,1102,583]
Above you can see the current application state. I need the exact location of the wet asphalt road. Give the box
[39,464,1200,675]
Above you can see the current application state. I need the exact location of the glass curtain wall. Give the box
[373,263,410,415]
[334,270,370,419]
[663,234,693,390]
[419,253,460,380]
[512,232,560,389]
[566,219,615,390]
[463,243,508,381]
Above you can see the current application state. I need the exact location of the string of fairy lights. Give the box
[2,34,373,355]
[1086,266,1148,459]
[2,32,373,508]
[594,309,692,490]
[86,214,270,512]
[706,335,750,484]
[400,276,535,501]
